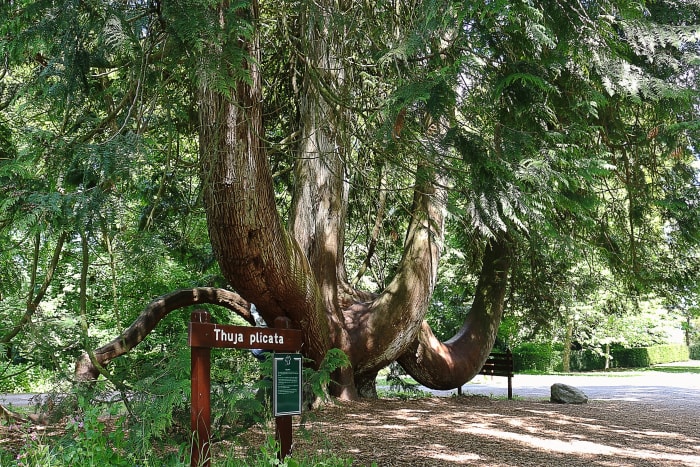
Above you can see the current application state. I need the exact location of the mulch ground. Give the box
[282,395,700,466]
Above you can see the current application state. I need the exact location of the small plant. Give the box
[54,398,131,467]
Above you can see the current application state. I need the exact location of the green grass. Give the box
[647,365,700,375]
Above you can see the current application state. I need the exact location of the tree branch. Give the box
[74,287,253,382]
[1,231,67,344]
[397,235,512,390]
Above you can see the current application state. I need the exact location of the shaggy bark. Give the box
[198,0,332,370]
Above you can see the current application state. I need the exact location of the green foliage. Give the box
[0,362,52,393]
[0,0,698,416]
[56,401,130,467]
[303,348,351,402]
[124,346,192,455]
[690,344,700,360]
[565,350,607,372]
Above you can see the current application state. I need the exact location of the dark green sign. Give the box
[273,353,302,416]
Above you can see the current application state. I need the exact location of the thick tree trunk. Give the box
[198,0,331,368]
[289,0,359,398]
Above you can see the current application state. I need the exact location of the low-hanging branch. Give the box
[74,287,252,382]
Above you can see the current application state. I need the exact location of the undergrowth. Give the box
[0,348,354,466]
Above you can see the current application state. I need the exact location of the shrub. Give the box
[565,350,607,372]
[611,347,650,368]
[612,344,689,368]
[690,344,700,360]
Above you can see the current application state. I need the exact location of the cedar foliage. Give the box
[0,0,697,406]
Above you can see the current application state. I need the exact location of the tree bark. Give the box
[198,0,332,369]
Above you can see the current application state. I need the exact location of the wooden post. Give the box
[191,310,211,467]
[273,316,294,460]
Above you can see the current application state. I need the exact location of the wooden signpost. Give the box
[188,310,303,467]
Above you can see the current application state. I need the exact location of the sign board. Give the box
[188,311,303,466]
[273,353,303,416]
[189,322,302,351]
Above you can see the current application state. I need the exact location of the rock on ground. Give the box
[551,382,588,404]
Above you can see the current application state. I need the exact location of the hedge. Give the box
[518,343,692,373]
[612,344,689,368]
[566,350,607,372]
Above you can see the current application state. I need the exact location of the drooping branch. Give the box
[397,235,512,390]
[1,231,67,344]
[74,287,252,382]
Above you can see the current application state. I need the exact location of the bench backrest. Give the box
[479,351,514,377]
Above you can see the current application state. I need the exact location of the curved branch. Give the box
[348,166,446,376]
[74,287,252,382]
[397,235,512,390]
[1,231,67,344]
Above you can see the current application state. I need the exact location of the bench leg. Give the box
[507,376,512,400]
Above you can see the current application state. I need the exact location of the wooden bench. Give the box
[458,349,514,399]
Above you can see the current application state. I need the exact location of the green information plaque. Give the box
[273,353,303,416]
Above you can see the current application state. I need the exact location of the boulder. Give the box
[550,383,588,404]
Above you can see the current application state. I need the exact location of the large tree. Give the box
[3,0,699,399]
[193,0,700,398]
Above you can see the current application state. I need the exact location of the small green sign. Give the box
[273,353,302,416]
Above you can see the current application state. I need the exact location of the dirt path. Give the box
[286,364,700,466]
[3,364,699,465]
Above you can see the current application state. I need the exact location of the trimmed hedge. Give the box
[691,344,700,360]
[612,344,689,368]
[519,343,692,373]
[566,350,607,372]
[512,343,558,372]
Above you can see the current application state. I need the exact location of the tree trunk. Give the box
[198,0,332,369]
[562,309,574,373]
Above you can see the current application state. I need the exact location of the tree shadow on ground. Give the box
[288,396,700,466]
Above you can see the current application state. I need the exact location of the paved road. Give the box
[423,361,700,409]
[2,362,699,409]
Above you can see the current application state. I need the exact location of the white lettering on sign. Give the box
[214,328,244,345]
[250,331,284,346]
